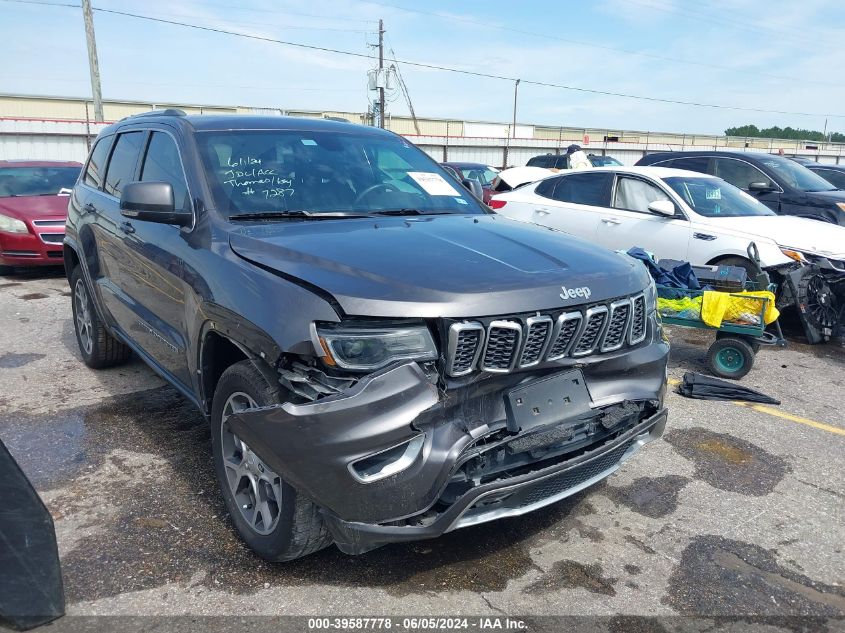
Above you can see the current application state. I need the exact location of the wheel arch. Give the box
[196,307,287,415]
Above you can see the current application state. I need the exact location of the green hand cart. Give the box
[657,283,786,379]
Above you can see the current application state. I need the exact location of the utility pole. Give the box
[378,19,385,128]
[81,0,104,122]
[511,79,520,139]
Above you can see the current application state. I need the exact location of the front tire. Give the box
[70,266,131,368]
[210,360,331,561]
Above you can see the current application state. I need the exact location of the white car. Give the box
[490,166,845,273]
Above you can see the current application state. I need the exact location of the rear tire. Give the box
[707,337,755,379]
[70,266,131,368]
[210,360,331,562]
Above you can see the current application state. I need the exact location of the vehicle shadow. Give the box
[0,265,66,283]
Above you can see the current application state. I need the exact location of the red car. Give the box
[0,160,82,273]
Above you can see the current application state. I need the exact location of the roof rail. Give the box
[121,108,187,121]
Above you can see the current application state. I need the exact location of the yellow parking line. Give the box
[734,402,845,437]
[668,376,843,436]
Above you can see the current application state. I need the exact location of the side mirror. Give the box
[648,200,676,217]
[748,181,773,192]
[461,178,484,199]
[120,182,192,227]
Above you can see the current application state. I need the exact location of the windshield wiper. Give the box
[229,210,371,220]
[367,208,454,216]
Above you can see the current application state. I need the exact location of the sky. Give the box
[2,0,845,135]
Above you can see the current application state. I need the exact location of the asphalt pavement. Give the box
[1,268,843,626]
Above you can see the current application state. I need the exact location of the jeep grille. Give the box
[446,293,646,376]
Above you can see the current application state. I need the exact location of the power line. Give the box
[621,0,823,46]
[356,0,838,87]
[4,0,845,119]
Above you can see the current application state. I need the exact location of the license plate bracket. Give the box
[504,369,592,433]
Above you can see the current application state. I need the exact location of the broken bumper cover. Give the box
[229,336,669,554]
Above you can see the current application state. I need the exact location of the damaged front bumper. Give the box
[228,336,669,555]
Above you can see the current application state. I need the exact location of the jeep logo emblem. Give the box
[560,285,592,301]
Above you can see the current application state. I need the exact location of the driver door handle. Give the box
[601,217,622,225]
[535,208,551,216]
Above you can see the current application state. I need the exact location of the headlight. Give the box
[780,247,808,263]
[0,213,29,234]
[836,202,845,214]
[316,324,438,371]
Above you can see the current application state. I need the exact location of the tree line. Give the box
[725,124,845,143]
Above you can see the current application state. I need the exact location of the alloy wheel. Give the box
[220,392,283,535]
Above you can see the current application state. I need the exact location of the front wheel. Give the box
[707,337,755,379]
[210,360,331,561]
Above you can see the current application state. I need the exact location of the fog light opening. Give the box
[348,434,425,483]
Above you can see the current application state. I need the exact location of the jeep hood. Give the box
[229,215,649,318]
[697,215,845,260]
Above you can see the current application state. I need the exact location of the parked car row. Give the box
[636,151,845,225]
[490,162,845,342]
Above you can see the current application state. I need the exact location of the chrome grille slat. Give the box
[630,294,647,345]
[32,220,66,227]
[571,306,608,357]
[601,299,631,352]
[481,321,522,373]
[447,322,484,377]
[518,315,552,368]
[546,312,582,361]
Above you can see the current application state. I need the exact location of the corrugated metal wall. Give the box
[2,94,844,167]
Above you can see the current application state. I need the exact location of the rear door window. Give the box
[713,158,773,191]
[534,176,561,199]
[83,137,112,189]
[140,132,190,211]
[552,172,613,206]
[104,131,144,197]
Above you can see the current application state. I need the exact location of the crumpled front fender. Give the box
[227,362,442,522]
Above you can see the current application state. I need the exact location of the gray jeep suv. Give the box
[65,111,669,560]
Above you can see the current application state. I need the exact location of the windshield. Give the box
[0,166,79,197]
[759,156,837,192]
[589,155,622,167]
[196,130,487,217]
[664,176,776,217]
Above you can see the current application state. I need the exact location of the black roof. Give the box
[807,162,845,171]
[638,150,798,166]
[105,113,395,137]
